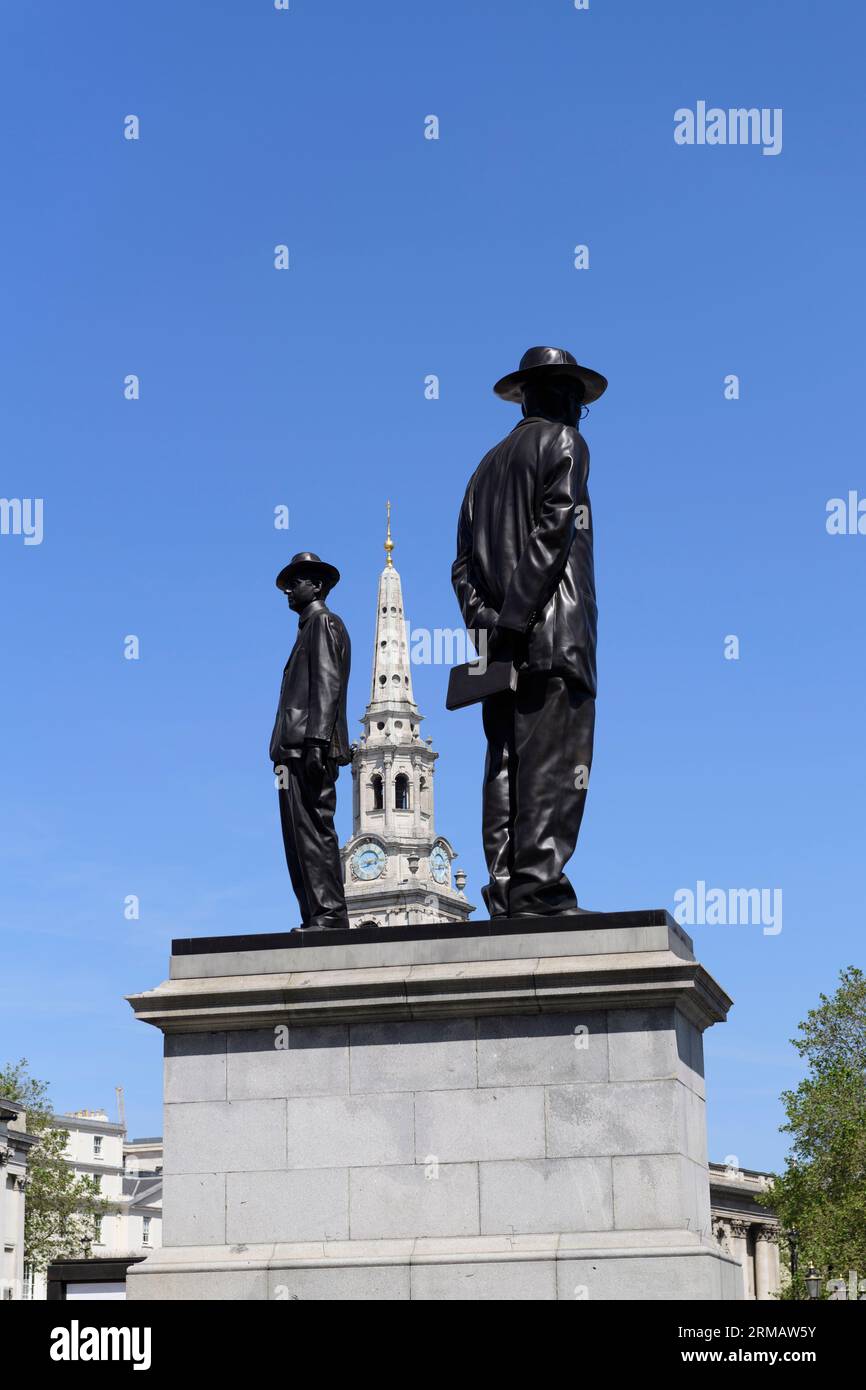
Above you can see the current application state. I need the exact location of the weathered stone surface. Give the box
[414,1087,545,1163]
[349,1163,479,1240]
[479,1158,613,1235]
[612,1154,708,1232]
[286,1093,414,1169]
[410,1259,557,1301]
[687,1150,713,1233]
[546,1080,682,1158]
[680,1085,709,1166]
[227,1025,348,1100]
[126,1234,741,1302]
[162,1173,226,1246]
[129,1269,269,1300]
[349,1019,476,1093]
[676,1009,707,1097]
[268,1264,410,1301]
[607,1007,678,1082]
[163,1099,286,1175]
[556,1250,735,1301]
[128,1254,743,1302]
[226,1168,348,1244]
[164,1033,227,1103]
[476,1012,608,1087]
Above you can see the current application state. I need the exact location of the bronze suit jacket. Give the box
[452,416,597,695]
[270,600,352,766]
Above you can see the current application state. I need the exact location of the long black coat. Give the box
[452,416,597,695]
[269,600,352,765]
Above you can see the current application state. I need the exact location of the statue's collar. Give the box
[298,599,328,627]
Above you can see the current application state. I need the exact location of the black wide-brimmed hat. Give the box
[275,551,341,594]
[493,346,608,405]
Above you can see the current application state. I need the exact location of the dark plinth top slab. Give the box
[172,908,675,957]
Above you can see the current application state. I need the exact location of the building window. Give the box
[142,1216,151,1246]
[371,774,383,810]
[394,773,410,810]
[93,1135,102,1158]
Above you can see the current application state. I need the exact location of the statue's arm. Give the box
[305,616,346,746]
[497,428,583,634]
[451,488,499,639]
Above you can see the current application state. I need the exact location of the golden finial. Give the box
[384,499,394,567]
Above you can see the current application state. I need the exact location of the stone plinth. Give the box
[126,910,742,1300]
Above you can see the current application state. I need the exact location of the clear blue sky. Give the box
[1,1,863,1169]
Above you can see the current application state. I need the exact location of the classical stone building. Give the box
[709,1161,782,1299]
[341,509,474,928]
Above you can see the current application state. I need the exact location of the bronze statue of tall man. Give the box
[452,347,607,919]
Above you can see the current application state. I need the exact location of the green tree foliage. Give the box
[765,967,866,1297]
[0,1059,109,1275]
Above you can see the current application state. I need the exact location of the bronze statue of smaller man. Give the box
[270,552,352,930]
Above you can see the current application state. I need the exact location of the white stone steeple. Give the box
[341,504,474,929]
[365,500,420,732]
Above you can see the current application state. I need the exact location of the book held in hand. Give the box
[445,657,519,711]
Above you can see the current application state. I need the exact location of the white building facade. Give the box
[24,1110,162,1299]
[0,1101,37,1301]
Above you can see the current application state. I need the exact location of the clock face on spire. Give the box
[429,845,449,884]
[352,842,386,881]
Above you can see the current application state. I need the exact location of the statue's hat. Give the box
[493,346,607,404]
[275,552,341,594]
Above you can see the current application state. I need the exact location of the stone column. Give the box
[754,1226,778,1300]
[382,752,393,837]
[727,1218,751,1299]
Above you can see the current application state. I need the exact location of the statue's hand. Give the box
[488,625,519,658]
[302,741,327,786]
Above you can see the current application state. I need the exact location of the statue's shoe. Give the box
[508,906,601,919]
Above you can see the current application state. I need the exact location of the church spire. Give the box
[367,502,417,719]
[340,502,474,929]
